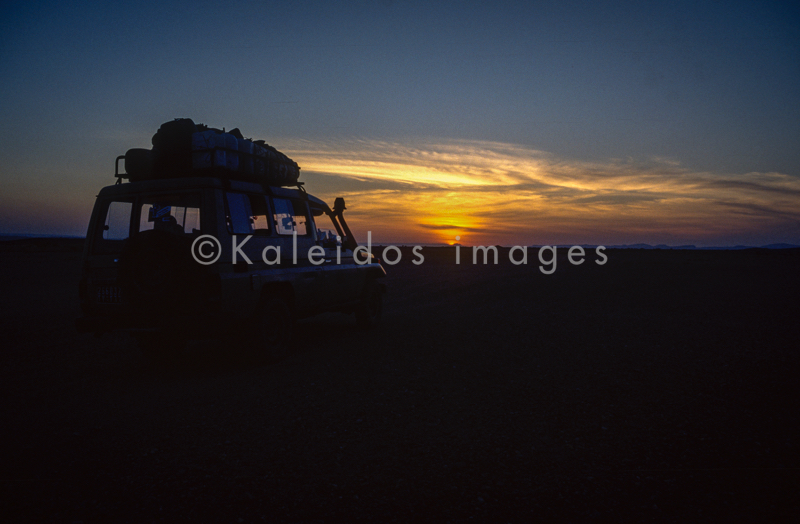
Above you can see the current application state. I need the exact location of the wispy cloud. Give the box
[418,223,485,232]
[283,138,800,246]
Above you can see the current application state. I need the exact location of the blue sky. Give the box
[1,0,798,245]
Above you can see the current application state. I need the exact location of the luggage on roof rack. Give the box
[116,118,300,186]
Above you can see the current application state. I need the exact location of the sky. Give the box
[1,0,798,246]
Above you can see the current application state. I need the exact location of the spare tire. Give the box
[117,229,201,318]
[151,118,197,177]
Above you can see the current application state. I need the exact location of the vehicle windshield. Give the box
[315,212,343,247]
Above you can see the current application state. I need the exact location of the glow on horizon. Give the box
[284,138,800,247]
[2,138,797,247]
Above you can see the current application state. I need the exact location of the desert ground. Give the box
[1,239,798,522]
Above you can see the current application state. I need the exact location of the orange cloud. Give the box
[283,139,800,246]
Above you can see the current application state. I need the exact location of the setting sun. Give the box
[285,139,800,247]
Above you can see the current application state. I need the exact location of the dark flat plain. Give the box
[1,240,798,523]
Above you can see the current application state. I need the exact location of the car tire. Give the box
[355,281,383,330]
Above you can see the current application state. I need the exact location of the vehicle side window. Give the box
[249,194,270,235]
[226,192,252,235]
[226,192,271,235]
[103,201,133,240]
[273,198,309,236]
[139,194,202,235]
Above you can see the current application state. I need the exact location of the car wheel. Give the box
[355,281,383,330]
[251,296,293,363]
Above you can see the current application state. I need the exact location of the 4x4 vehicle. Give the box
[77,120,385,361]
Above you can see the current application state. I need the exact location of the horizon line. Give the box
[1,233,798,250]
